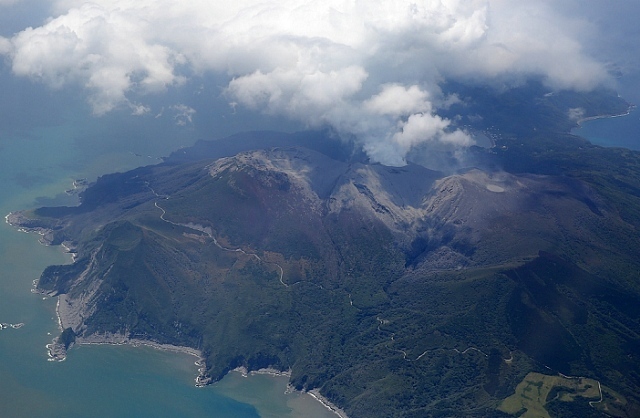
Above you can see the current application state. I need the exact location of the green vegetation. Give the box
[58,327,76,350]
[14,83,640,417]
[498,372,630,418]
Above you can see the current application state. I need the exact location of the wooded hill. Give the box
[13,81,640,417]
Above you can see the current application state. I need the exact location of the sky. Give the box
[1,0,639,166]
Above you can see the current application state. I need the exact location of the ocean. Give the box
[1,69,639,417]
[572,74,640,150]
[0,105,335,418]
[573,106,640,151]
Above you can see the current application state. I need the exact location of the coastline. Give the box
[232,365,292,378]
[51,335,349,417]
[575,104,635,127]
[229,367,348,418]
[0,322,24,330]
[47,291,212,383]
[5,211,58,246]
[9,205,349,417]
[49,331,212,386]
[307,389,349,418]
[52,294,348,417]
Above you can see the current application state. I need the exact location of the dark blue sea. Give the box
[573,74,640,150]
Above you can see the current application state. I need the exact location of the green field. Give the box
[498,372,624,418]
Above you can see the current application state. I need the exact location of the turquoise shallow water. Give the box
[7,75,635,418]
[0,111,336,418]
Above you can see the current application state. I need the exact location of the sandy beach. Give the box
[307,389,349,418]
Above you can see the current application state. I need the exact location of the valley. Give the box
[8,82,640,417]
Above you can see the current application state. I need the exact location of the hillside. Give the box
[8,82,640,417]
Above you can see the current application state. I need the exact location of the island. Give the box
[9,80,640,417]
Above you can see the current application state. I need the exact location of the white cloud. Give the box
[0,0,613,164]
[0,36,11,54]
[130,103,151,116]
[567,107,585,122]
[9,2,185,114]
[172,104,195,126]
[364,85,431,117]
[227,65,368,122]
[388,113,473,163]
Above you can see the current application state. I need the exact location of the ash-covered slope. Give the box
[10,139,640,417]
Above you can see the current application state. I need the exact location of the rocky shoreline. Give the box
[5,211,63,247]
[48,332,348,416]
[230,367,349,418]
[45,278,211,383]
[232,365,292,378]
[46,330,212,385]
[0,322,24,330]
[7,176,353,417]
[10,208,349,416]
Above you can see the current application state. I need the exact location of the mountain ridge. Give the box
[8,83,640,417]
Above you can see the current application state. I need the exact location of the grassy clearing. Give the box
[498,372,601,418]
